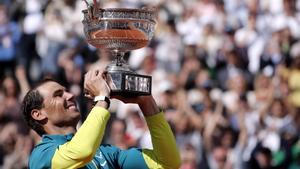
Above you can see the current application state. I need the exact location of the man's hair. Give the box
[21,78,55,136]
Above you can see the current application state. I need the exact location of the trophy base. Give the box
[106,70,152,97]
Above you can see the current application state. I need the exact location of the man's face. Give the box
[37,81,80,127]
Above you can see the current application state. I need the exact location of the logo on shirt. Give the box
[95,153,107,166]
[88,150,108,168]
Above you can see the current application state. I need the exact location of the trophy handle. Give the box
[83,0,100,20]
[93,0,99,13]
[141,6,157,13]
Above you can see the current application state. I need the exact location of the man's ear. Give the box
[31,109,47,121]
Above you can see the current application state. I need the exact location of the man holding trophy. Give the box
[22,1,181,169]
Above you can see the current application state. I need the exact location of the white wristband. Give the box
[93,96,110,108]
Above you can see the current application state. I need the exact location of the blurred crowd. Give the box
[0,0,300,169]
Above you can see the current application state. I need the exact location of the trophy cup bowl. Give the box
[82,7,156,96]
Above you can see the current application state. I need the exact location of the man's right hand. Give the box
[84,69,111,99]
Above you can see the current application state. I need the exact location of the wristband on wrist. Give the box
[93,96,110,108]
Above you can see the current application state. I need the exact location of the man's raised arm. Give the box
[51,70,111,168]
[139,96,181,169]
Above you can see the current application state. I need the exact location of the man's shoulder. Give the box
[29,142,58,168]
[31,134,69,155]
[31,139,59,155]
[29,134,70,168]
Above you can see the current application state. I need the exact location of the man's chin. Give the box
[70,114,82,128]
[68,109,81,121]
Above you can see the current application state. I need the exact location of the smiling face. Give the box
[37,81,81,128]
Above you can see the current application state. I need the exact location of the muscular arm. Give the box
[115,111,181,169]
[139,97,181,169]
[142,112,181,169]
[51,106,110,168]
[113,96,181,169]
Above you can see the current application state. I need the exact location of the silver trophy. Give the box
[82,0,156,96]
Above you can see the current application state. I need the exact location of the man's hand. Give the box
[84,69,110,99]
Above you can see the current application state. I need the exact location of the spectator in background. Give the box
[247,73,273,111]
[179,55,202,90]
[155,18,183,73]
[180,143,198,169]
[280,41,300,108]
[1,76,21,121]
[217,49,251,90]
[252,147,273,169]
[176,8,201,45]
[39,0,85,77]
[124,108,152,149]
[0,4,21,79]
[106,118,133,149]
[17,0,48,84]
[0,122,33,169]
